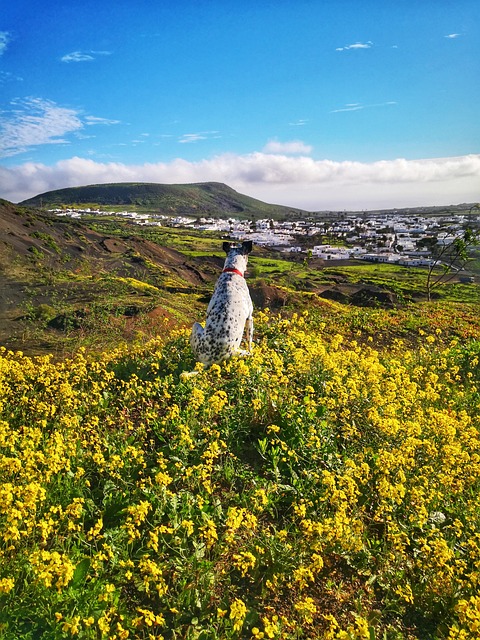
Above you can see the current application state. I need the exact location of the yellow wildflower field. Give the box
[0,310,479,639]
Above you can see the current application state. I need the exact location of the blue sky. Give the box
[0,0,479,210]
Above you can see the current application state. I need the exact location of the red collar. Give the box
[222,267,244,277]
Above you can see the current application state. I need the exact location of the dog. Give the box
[189,240,253,367]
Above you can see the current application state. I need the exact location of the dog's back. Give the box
[190,241,253,366]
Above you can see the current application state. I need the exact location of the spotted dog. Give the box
[190,240,253,367]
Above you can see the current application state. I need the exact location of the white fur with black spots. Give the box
[188,241,253,370]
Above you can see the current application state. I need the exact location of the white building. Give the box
[312,245,350,260]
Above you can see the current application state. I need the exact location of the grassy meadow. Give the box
[1,306,480,639]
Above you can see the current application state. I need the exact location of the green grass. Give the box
[88,219,225,254]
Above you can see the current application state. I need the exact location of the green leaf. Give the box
[71,558,90,588]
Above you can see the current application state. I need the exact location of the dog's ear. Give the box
[223,242,232,253]
[242,240,253,254]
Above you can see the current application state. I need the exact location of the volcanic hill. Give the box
[20,181,307,220]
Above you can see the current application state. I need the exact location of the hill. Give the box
[0,198,231,352]
[0,198,220,280]
[20,181,307,220]
[0,198,316,354]
[1,311,480,638]
[2,197,480,356]
[2,201,480,638]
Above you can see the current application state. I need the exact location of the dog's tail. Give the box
[190,322,205,363]
[181,323,206,380]
[190,322,204,348]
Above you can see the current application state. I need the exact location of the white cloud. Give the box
[1,153,479,211]
[0,98,120,158]
[179,133,207,144]
[0,31,11,56]
[331,104,364,113]
[445,33,461,39]
[288,119,308,126]
[0,70,23,84]
[262,140,313,155]
[179,131,220,144]
[61,50,112,63]
[331,101,397,113]
[336,41,373,51]
[0,98,83,158]
[84,116,121,126]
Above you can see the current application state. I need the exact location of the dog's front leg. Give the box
[245,315,253,353]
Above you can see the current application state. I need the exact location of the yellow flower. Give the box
[208,390,228,413]
[61,616,81,636]
[30,550,75,591]
[267,424,280,434]
[86,517,103,540]
[155,470,173,486]
[122,501,151,542]
[252,398,262,411]
[200,519,218,549]
[190,387,205,410]
[294,597,317,624]
[0,577,14,594]
[230,598,247,632]
[181,519,194,536]
[262,615,280,638]
[209,364,222,376]
[233,551,257,576]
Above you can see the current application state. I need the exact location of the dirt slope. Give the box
[0,200,227,351]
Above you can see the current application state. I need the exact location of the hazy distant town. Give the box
[52,205,480,270]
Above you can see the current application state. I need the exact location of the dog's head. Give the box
[222,240,253,271]
[223,240,253,255]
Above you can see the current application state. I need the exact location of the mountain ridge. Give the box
[20,181,308,220]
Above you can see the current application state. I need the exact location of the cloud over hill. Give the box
[2,153,479,211]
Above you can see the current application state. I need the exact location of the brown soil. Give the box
[0,201,223,350]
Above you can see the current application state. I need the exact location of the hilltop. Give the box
[20,181,307,220]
